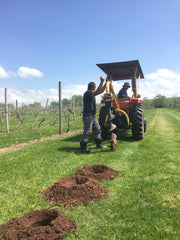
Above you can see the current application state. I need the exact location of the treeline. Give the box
[0,95,83,111]
[142,95,180,109]
[1,94,180,111]
[50,95,83,108]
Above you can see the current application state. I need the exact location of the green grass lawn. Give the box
[0,108,180,239]
[0,117,83,148]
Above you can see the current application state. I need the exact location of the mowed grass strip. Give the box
[0,108,180,240]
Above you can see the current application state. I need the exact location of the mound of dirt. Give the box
[0,208,76,240]
[75,164,119,180]
[43,175,108,207]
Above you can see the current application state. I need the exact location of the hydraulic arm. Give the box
[104,79,130,129]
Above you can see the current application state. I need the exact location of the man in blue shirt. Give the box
[118,82,130,98]
[80,77,106,153]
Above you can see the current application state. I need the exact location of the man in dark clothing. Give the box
[80,76,106,153]
[118,82,130,98]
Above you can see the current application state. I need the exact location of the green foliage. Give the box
[72,95,83,106]
[141,97,154,109]
[167,96,180,108]
[50,101,59,108]
[62,98,71,107]
[49,95,83,108]
[0,103,15,110]
[0,108,180,239]
[153,94,167,108]
[142,95,180,109]
[28,102,42,108]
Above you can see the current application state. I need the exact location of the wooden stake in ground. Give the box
[59,81,62,135]
[5,88,9,133]
[72,96,76,120]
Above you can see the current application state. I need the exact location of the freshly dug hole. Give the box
[92,165,108,173]
[75,176,88,184]
[75,164,119,180]
[0,208,77,240]
[43,175,108,207]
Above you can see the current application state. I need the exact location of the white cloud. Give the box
[0,88,48,106]
[62,84,87,99]
[0,68,180,106]
[0,84,105,106]
[0,66,43,79]
[18,66,43,78]
[111,69,180,99]
[0,85,86,106]
[0,66,11,78]
[140,69,180,99]
[145,69,178,81]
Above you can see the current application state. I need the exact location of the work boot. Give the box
[80,141,91,154]
[95,139,106,149]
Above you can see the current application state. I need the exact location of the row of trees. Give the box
[50,95,83,108]
[0,95,83,111]
[142,95,180,109]
[52,94,180,109]
[0,94,180,111]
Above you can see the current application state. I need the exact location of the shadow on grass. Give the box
[60,131,134,143]
[61,134,81,143]
[116,131,134,142]
[57,130,135,154]
[102,130,134,143]
[57,145,112,154]
[57,146,80,154]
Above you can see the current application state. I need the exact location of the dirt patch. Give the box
[43,175,108,208]
[0,208,77,240]
[75,164,119,180]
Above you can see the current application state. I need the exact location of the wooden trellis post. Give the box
[44,98,49,118]
[5,88,9,133]
[59,81,62,134]
[72,96,76,120]
[16,100,18,112]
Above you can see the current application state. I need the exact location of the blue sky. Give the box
[0,0,180,105]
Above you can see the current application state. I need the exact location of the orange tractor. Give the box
[97,60,146,149]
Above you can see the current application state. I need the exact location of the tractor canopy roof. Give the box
[96,60,144,81]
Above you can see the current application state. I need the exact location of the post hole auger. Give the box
[97,60,146,150]
[103,74,130,150]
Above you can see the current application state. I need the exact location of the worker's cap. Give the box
[123,82,130,88]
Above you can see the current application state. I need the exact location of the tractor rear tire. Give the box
[144,117,147,133]
[132,105,144,140]
[99,106,111,140]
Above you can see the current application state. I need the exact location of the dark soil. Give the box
[0,165,117,239]
[43,175,108,207]
[75,164,119,180]
[0,208,77,240]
